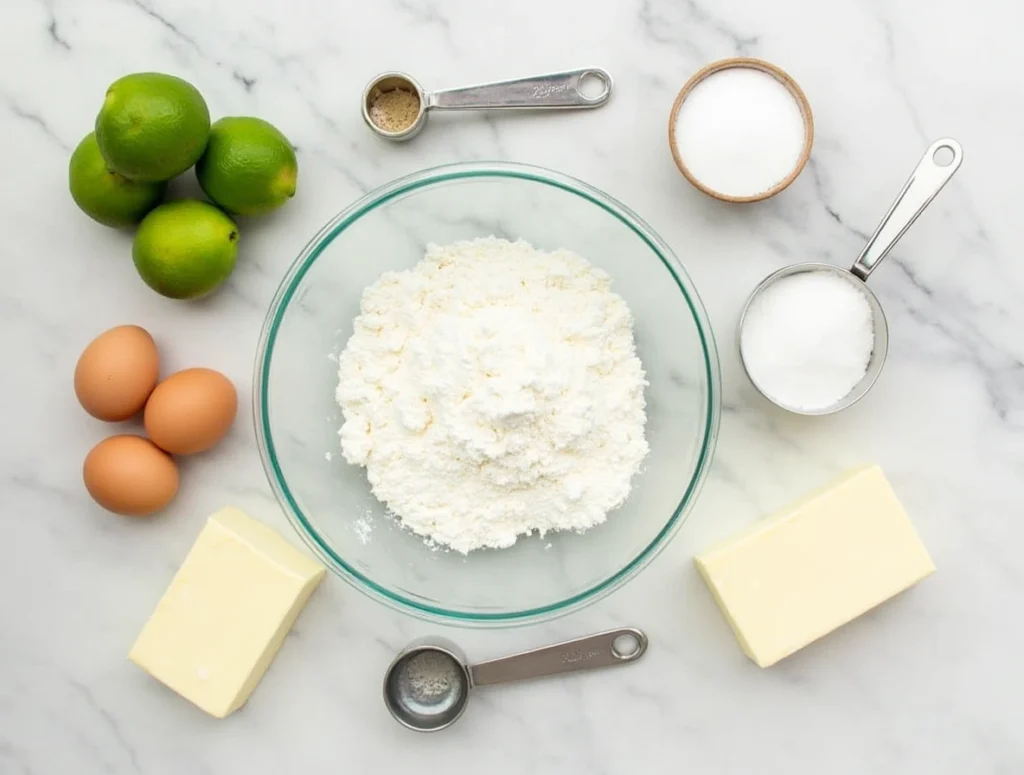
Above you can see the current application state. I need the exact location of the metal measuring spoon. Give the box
[362,68,613,141]
[738,138,963,415]
[383,627,646,731]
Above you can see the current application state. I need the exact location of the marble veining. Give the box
[2,0,1023,772]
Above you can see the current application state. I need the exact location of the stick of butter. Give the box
[129,507,326,717]
[695,465,935,668]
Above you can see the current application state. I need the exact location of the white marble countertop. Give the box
[3,0,1023,772]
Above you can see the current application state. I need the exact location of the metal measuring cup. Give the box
[383,627,646,731]
[738,138,963,415]
[362,68,613,141]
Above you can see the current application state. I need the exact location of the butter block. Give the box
[130,507,326,717]
[695,465,934,667]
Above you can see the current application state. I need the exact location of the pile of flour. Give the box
[335,237,648,553]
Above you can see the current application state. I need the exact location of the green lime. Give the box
[69,133,166,228]
[95,72,210,182]
[132,200,239,299]
[195,117,297,215]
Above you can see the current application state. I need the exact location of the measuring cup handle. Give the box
[850,138,963,280]
[467,628,646,688]
[427,68,612,111]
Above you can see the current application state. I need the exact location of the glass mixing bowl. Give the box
[254,162,720,626]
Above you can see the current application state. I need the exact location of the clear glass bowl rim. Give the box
[253,161,722,625]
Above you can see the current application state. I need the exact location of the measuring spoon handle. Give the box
[851,138,963,280]
[427,68,612,111]
[468,627,646,687]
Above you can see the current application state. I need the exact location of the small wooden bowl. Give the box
[668,58,814,203]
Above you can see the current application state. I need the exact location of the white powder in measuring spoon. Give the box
[673,67,806,198]
[740,271,875,412]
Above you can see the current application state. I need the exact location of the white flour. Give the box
[335,237,648,553]
[351,513,373,545]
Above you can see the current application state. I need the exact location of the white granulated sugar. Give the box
[335,237,648,553]
[740,271,875,412]
[673,67,806,198]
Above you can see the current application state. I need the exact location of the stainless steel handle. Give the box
[427,68,612,111]
[851,138,963,280]
[468,628,647,687]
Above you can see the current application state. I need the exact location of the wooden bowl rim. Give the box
[668,57,814,203]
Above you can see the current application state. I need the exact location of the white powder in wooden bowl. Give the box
[673,67,807,198]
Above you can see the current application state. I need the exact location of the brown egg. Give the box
[144,368,237,455]
[75,325,160,421]
[83,435,180,516]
